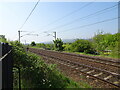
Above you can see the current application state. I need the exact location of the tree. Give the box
[0,35,7,43]
[0,35,5,39]
[53,38,64,51]
[31,41,36,46]
[93,33,120,50]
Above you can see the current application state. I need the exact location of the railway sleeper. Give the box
[87,70,95,74]
[113,81,119,85]
[48,56,120,87]
[41,52,120,77]
[93,72,103,77]
[30,50,120,87]
[104,75,113,80]
[81,68,88,72]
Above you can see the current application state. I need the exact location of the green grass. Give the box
[29,46,41,49]
[65,79,81,88]
[67,80,92,88]
[61,73,92,88]
[30,46,118,59]
[63,51,119,59]
[78,81,92,88]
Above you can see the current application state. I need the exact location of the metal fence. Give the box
[0,43,13,89]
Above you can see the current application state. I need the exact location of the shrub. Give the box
[53,38,64,51]
[63,43,71,51]
[110,42,120,58]
[11,41,80,88]
[31,41,36,46]
[70,39,95,54]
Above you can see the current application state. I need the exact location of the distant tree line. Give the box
[31,32,120,58]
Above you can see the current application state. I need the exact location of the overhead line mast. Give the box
[18,0,40,42]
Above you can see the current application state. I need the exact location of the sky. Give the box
[0,0,119,44]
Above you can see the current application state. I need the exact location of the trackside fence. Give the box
[0,43,13,89]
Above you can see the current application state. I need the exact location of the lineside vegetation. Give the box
[33,32,120,59]
[10,41,85,88]
[0,38,91,88]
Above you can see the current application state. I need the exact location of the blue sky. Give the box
[0,1,118,43]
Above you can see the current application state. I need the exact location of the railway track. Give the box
[29,48,120,88]
[41,49,120,67]
[59,51,120,67]
[30,48,120,73]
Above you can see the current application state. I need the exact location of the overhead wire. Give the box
[58,17,119,33]
[19,0,40,30]
[42,16,118,39]
[18,1,118,41]
[39,0,96,32]
[20,31,34,37]
[46,3,118,32]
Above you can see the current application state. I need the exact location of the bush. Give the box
[45,44,54,50]
[63,43,71,51]
[70,39,95,54]
[84,48,96,54]
[93,33,120,57]
[110,42,120,58]
[11,41,80,88]
[53,38,64,51]
[31,41,36,46]
[93,33,120,51]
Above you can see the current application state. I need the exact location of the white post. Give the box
[0,42,2,89]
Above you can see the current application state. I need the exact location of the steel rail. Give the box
[36,49,120,68]
[39,52,120,88]
[29,49,120,88]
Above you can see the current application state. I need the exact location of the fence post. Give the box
[7,45,13,88]
[1,43,13,89]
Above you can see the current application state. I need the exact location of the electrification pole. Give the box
[18,30,38,43]
[25,40,26,45]
[53,31,56,40]
[18,30,20,43]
